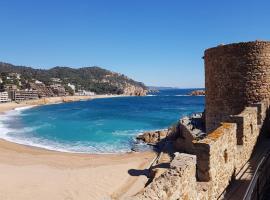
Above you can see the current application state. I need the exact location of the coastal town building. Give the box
[0,91,11,103]
[10,90,39,101]
[8,72,21,79]
[4,84,18,91]
[75,90,95,96]
[67,83,76,91]
[28,82,54,98]
[50,84,66,96]
[50,78,62,83]
[35,80,43,84]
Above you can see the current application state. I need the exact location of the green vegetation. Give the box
[64,85,74,95]
[0,62,147,95]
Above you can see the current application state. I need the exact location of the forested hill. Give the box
[0,62,148,95]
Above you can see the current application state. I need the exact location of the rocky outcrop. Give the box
[136,129,169,144]
[188,90,205,96]
[137,113,205,147]
[123,84,148,96]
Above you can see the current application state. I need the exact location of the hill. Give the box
[0,62,148,95]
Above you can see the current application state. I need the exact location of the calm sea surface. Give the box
[0,89,204,153]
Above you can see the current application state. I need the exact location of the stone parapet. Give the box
[131,102,268,199]
[128,41,270,200]
[127,153,197,200]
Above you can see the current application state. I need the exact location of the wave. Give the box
[112,129,144,136]
[158,94,190,96]
[0,110,135,154]
[0,108,153,154]
[0,94,204,154]
[48,102,62,105]
[14,105,36,111]
[2,135,132,154]
[0,127,134,154]
[147,94,206,97]
[148,94,204,97]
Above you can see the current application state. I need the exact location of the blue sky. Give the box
[0,0,270,87]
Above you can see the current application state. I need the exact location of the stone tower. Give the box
[204,41,270,133]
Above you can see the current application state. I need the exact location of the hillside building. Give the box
[10,90,39,101]
[50,84,66,96]
[0,92,11,103]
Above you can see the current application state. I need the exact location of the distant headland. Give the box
[0,62,148,103]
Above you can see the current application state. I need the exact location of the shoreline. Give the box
[0,94,129,154]
[0,94,152,155]
[0,95,155,199]
[0,94,124,113]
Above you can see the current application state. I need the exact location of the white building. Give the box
[10,90,39,101]
[0,92,11,103]
[8,73,21,79]
[67,83,76,91]
[35,80,43,84]
[75,90,95,96]
[50,78,62,83]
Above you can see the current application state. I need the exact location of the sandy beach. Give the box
[0,96,155,200]
[0,95,123,113]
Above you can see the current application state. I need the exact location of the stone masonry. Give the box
[126,153,197,200]
[205,41,270,133]
[127,41,270,200]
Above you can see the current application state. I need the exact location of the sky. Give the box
[0,0,270,88]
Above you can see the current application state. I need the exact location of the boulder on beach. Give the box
[136,129,169,144]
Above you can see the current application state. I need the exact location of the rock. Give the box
[188,90,205,96]
[123,84,148,96]
[136,129,169,144]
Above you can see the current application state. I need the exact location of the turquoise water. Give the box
[0,89,204,153]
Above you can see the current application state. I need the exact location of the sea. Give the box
[0,89,205,153]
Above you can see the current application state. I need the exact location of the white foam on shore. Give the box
[0,106,36,139]
[14,105,37,111]
[144,94,205,97]
[48,102,62,105]
[0,107,136,154]
[111,129,144,136]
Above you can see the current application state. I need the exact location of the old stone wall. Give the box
[129,102,268,200]
[194,123,237,188]
[127,153,198,200]
[204,41,270,133]
[228,106,259,172]
[173,113,206,154]
[128,41,270,200]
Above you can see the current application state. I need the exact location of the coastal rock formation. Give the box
[123,84,148,96]
[137,113,205,147]
[188,89,205,96]
[136,130,169,144]
[136,113,206,149]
